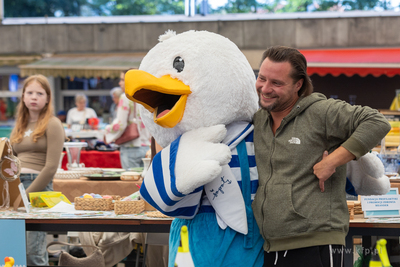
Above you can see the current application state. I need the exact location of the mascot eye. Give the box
[173,57,184,73]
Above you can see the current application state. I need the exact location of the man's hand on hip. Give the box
[313,147,356,192]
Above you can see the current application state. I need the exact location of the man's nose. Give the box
[261,81,273,93]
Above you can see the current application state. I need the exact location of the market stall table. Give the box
[64,129,105,140]
[25,217,171,232]
[0,206,172,267]
[0,208,172,232]
[345,214,400,266]
[61,150,122,170]
[3,208,400,267]
[53,177,141,201]
[389,178,400,191]
[3,212,399,265]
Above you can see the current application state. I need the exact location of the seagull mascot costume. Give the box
[124,30,390,267]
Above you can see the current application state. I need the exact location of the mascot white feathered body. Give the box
[125,30,390,267]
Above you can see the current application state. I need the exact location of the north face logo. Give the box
[288,137,301,144]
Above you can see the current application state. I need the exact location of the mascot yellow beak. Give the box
[125,69,191,128]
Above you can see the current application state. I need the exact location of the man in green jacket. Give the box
[252,46,391,267]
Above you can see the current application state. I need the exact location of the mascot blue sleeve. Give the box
[345,178,358,196]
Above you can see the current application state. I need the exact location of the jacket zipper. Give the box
[260,134,275,248]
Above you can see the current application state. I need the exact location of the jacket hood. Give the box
[285,93,327,121]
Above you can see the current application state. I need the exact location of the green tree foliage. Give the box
[278,0,313,12]
[4,0,398,18]
[5,0,87,17]
[340,0,384,10]
[4,0,185,17]
[211,0,259,13]
[156,0,185,14]
[88,0,184,15]
[273,0,395,12]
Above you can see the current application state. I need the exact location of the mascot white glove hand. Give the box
[346,152,390,196]
[175,124,232,195]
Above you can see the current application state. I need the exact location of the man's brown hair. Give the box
[261,46,313,97]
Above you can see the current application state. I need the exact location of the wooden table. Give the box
[9,206,400,267]
[389,179,400,191]
[53,177,141,201]
[18,213,400,267]
[0,207,172,267]
[25,217,171,233]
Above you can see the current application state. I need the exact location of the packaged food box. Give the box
[29,191,71,208]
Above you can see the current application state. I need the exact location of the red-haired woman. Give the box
[10,74,65,265]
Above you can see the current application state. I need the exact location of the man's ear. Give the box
[295,78,304,92]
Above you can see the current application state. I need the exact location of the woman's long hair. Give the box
[10,74,54,144]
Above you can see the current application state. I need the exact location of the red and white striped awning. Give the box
[299,47,400,77]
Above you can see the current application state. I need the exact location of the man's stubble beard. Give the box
[259,98,278,112]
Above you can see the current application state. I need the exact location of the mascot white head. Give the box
[125,30,258,148]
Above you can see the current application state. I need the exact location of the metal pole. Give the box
[47,76,56,113]
[185,0,196,17]
[190,0,195,16]
[200,0,208,16]
[185,0,190,16]
[0,0,4,23]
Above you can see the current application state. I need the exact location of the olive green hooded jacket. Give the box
[252,93,391,252]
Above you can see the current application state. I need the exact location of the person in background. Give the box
[10,74,65,266]
[0,98,7,121]
[105,70,151,169]
[252,46,391,267]
[66,93,97,128]
[109,87,123,122]
[56,110,67,123]
[91,97,103,117]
